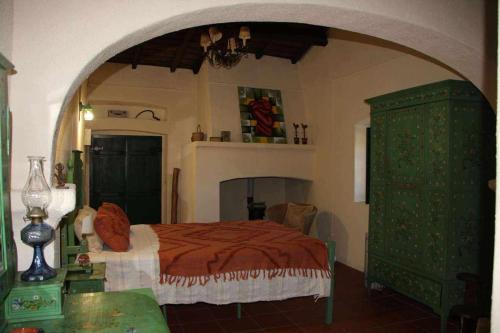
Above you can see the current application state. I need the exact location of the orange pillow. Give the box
[94,206,130,252]
[101,202,130,229]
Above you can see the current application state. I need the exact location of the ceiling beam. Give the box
[254,41,270,59]
[291,44,312,64]
[170,30,195,73]
[192,57,204,74]
[131,46,143,69]
[252,31,327,47]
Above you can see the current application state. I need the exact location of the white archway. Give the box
[8,1,494,190]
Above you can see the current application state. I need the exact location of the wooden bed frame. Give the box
[59,150,336,325]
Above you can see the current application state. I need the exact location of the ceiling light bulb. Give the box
[208,27,222,43]
[239,26,251,40]
[200,32,211,52]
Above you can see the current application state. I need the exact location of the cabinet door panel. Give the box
[421,102,449,277]
[386,108,423,183]
[385,107,423,267]
[387,187,421,265]
[368,113,387,254]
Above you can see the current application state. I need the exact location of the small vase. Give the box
[294,137,300,144]
[301,138,308,145]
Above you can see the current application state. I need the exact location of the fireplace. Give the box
[220,177,312,221]
[181,142,316,222]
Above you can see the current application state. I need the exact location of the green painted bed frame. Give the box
[60,150,336,324]
[60,150,84,266]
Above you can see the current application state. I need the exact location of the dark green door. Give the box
[90,135,162,224]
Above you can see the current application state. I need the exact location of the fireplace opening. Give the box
[220,177,312,221]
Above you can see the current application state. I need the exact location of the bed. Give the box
[60,150,335,324]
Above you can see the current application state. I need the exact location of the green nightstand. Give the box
[5,268,67,323]
[65,263,106,294]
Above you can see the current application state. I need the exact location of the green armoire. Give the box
[366,80,495,332]
[0,53,16,331]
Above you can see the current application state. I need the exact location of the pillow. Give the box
[74,206,103,253]
[101,202,130,229]
[94,205,130,252]
[283,203,316,234]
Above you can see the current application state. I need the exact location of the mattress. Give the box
[88,224,331,305]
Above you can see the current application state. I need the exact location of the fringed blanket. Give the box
[150,220,331,287]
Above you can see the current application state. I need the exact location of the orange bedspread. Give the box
[150,220,331,287]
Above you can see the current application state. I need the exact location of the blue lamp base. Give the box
[20,218,57,282]
[21,245,57,282]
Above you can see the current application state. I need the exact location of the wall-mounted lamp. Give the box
[79,102,94,121]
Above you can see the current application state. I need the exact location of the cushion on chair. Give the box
[74,206,103,253]
[283,203,317,235]
[265,203,288,224]
[94,204,130,252]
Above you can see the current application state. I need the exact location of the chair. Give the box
[449,273,489,333]
[266,203,317,235]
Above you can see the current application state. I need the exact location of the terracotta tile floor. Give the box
[165,263,459,333]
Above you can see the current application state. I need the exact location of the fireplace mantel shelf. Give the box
[188,141,316,151]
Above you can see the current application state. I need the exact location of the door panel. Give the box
[90,135,162,224]
[368,113,387,255]
[385,107,423,268]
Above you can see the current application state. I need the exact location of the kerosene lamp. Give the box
[20,156,56,281]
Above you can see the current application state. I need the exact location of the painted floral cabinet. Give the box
[366,80,495,333]
[0,53,16,332]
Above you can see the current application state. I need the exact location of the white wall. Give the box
[205,56,307,141]
[298,33,462,271]
[0,0,13,61]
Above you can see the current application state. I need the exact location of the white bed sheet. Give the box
[88,224,331,305]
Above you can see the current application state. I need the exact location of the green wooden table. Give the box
[6,289,170,333]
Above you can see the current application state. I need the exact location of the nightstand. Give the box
[65,262,106,294]
[5,268,67,323]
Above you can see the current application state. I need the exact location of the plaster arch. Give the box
[39,1,492,181]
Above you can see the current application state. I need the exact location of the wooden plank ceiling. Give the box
[107,23,328,74]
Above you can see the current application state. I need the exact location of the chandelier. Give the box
[200,26,251,69]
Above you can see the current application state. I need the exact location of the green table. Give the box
[6,289,170,333]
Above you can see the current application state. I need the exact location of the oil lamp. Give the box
[20,156,56,281]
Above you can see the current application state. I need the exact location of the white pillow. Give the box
[74,206,103,253]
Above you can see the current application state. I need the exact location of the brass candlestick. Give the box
[301,123,308,144]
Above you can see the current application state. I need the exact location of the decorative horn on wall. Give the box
[135,109,160,121]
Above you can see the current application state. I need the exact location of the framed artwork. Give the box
[238,86,287,143]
